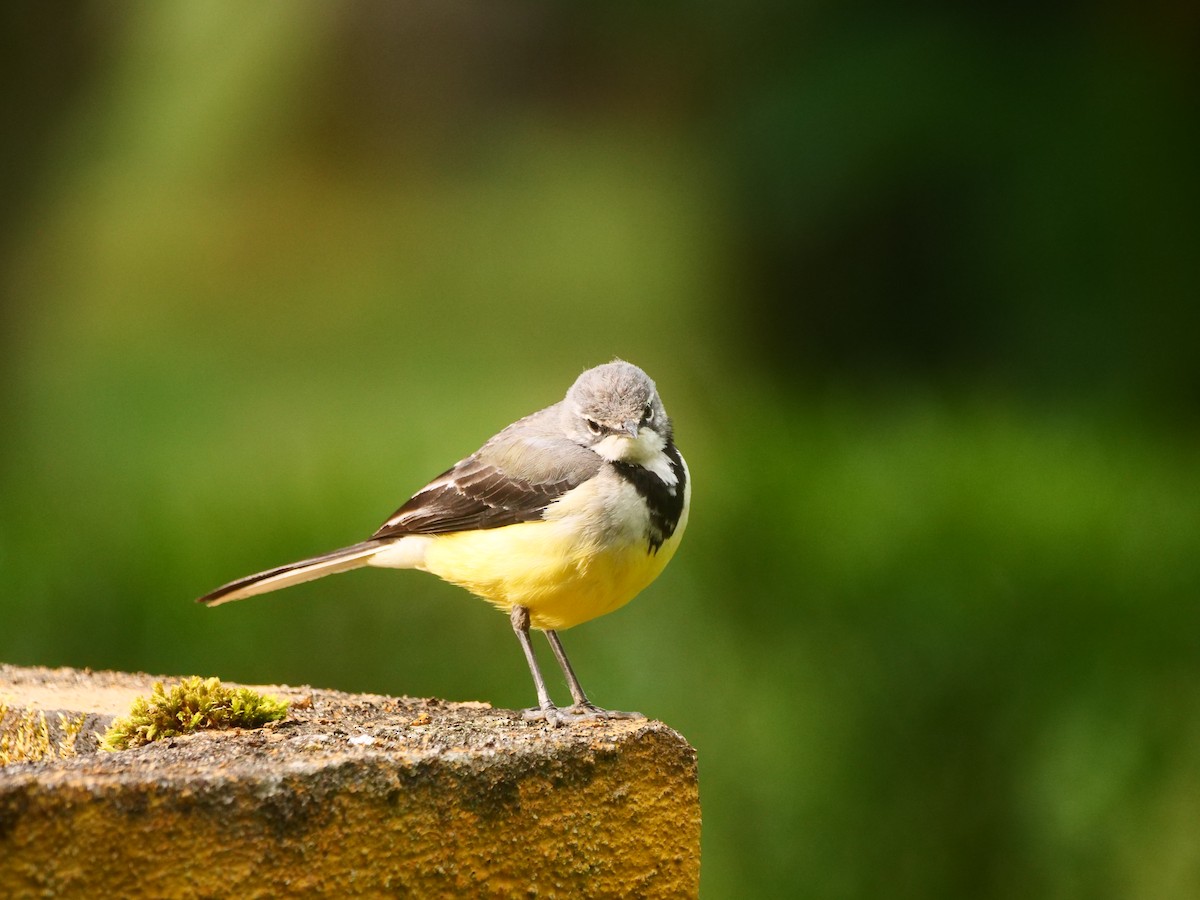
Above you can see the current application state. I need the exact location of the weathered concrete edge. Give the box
[0,665,702,898]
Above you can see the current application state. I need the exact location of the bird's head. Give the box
[563,360,671,463]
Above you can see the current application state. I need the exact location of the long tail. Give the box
[196,540,387,607]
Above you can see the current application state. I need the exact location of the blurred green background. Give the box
[3,3,1199,897]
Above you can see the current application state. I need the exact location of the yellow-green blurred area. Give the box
[3,3,1199,897]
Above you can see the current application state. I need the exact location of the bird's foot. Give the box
[563,702,644,721]
[520,705,570,728]
[521,703,644,728]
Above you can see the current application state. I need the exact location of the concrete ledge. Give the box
[0,665,700,898]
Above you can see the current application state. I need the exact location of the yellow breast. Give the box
[418,473,690,631]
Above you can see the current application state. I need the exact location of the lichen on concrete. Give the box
[0,704,87,765]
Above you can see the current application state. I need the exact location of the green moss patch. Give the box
[101,676,288,752]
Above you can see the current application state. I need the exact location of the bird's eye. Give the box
[585,418,603,435]
[642,404,654,423]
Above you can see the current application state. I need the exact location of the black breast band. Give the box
[612,442,687,552]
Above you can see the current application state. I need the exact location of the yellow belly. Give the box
[419,512,687,631]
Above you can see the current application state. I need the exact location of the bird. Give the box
[197,360,690,726]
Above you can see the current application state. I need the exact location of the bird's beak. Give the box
[620,420,640,439]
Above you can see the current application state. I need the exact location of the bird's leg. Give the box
[544,629,592,708]
[544,629,642,721]
[510,605,566,727]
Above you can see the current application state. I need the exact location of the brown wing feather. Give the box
[371,455,593,538]
[372,459,575,537]
[372,402,603,539]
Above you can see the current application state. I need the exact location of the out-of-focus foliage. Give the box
[1,2,1197,898]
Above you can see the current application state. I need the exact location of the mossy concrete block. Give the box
[0,665,700,898]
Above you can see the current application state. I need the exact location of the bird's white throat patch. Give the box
[592,429,678,487]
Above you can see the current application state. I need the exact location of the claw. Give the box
[562,703,644,722]
[521,705,569,728]
[521,704,644,727]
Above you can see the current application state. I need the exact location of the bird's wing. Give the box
[372,406,602,538]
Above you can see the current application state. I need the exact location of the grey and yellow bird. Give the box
[198,360,690,725]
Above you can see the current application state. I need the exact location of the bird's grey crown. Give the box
[562,359,671,444]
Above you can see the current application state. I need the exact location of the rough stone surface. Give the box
[0,665,700,898]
